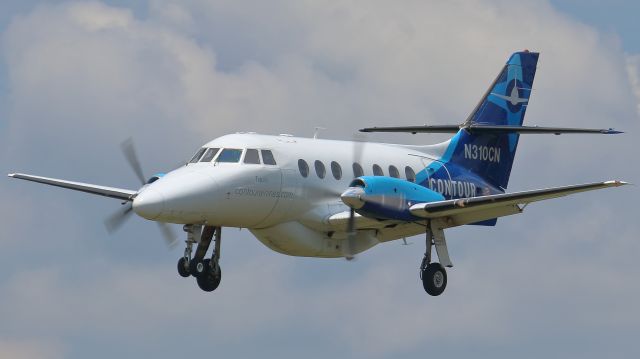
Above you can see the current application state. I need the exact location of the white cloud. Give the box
[0,339,64,359]
[626,54,640,117]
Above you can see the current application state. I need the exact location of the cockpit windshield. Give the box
[189,148,206,163]
[216,148,243,163]
[189,147,277,166]
[200,148,219,162]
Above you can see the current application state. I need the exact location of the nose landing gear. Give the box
[177,224,223,292]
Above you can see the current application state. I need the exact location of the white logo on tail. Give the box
[491,80,528,106]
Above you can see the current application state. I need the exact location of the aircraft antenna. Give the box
[313,127,326,139]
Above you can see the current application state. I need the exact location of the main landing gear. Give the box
[420,221,453,296]
[177,224,222,292]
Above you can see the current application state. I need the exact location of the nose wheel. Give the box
[177,257,190,278]
[177,224,223,292]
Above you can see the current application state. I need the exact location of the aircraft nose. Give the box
[132,188,165,220]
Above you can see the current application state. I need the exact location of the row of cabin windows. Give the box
[298,159,416,182]
[189,148,277,165]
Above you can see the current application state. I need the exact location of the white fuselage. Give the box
[133,133,448,257]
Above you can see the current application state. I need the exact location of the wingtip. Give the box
[603,129,624,134]
[604,180,630,187]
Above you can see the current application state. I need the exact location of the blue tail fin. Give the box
[445,51,539,190]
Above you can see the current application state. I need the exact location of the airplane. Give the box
[8,50,628,296]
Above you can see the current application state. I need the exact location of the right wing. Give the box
[410,181,628,226]
[326,210,398,230]
[8,173,137,201]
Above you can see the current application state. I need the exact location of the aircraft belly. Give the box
[250,221,379,258]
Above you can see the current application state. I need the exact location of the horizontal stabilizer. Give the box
[8,173,137,201]
[360,125,623,135]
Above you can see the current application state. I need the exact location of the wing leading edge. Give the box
[8,173,137,201]
[410,181,628,223]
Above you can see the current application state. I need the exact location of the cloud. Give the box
[1,1,639,359]
[0,339,64,359]
[626,54,640,117]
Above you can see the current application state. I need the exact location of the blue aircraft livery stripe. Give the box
[415,51,539,226]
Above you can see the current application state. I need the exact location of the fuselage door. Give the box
[227,164,282,228]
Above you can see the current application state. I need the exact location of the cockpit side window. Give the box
[200,148,220,162]
[261,150,277,165]
[189,148,206,163]
[217,148,243,163]
[244,149,261,164]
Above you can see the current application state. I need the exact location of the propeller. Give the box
[345,208,357,260]
[105,202,133,234]
[343,133,368,260]
[122,137,146,186]
[104,138,177,247]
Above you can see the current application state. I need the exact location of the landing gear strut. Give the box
[420,221,450,296]
[177,224,223,292]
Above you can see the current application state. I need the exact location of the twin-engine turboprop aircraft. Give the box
[8,51,628,295]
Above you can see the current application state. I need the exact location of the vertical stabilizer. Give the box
[445,51,539,190]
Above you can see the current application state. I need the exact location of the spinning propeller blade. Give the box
[343,133,368,261]
[158,222,178,248]
[104,202,133,234]
[104,138,177,248]
[121,138,146,186]
[345,208,357,260]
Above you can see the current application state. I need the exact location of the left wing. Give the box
[8,173,137,201]
[410,181,628,225]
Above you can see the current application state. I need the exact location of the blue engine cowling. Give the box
[341,176,444,221]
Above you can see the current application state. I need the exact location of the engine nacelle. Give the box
[341,176,444,221]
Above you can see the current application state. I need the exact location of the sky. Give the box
[0,1,639,358]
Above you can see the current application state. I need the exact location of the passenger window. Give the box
[261,150,277,165]
[405,166,416,182]
[352,163,364,178]
[373,164,383,176]
[216,148,242,163]
[189,148,206,163]
[315,160,326,179]
[298,159,309,178]
[244,149,260,164]
[389,165,399,178]
[331,161,342,180]
[200,148,220,162]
